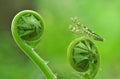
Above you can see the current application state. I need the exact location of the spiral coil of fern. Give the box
[67,37,100,79]
[11,10,56,79]
[67,17,103,79]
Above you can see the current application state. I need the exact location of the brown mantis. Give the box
[69,17,104,41]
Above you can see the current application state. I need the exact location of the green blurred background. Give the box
[0,0,120,79]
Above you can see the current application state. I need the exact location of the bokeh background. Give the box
[0,0,120,79]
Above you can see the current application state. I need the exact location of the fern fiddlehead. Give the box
[11,10,56,79]
[67,17,103,79]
